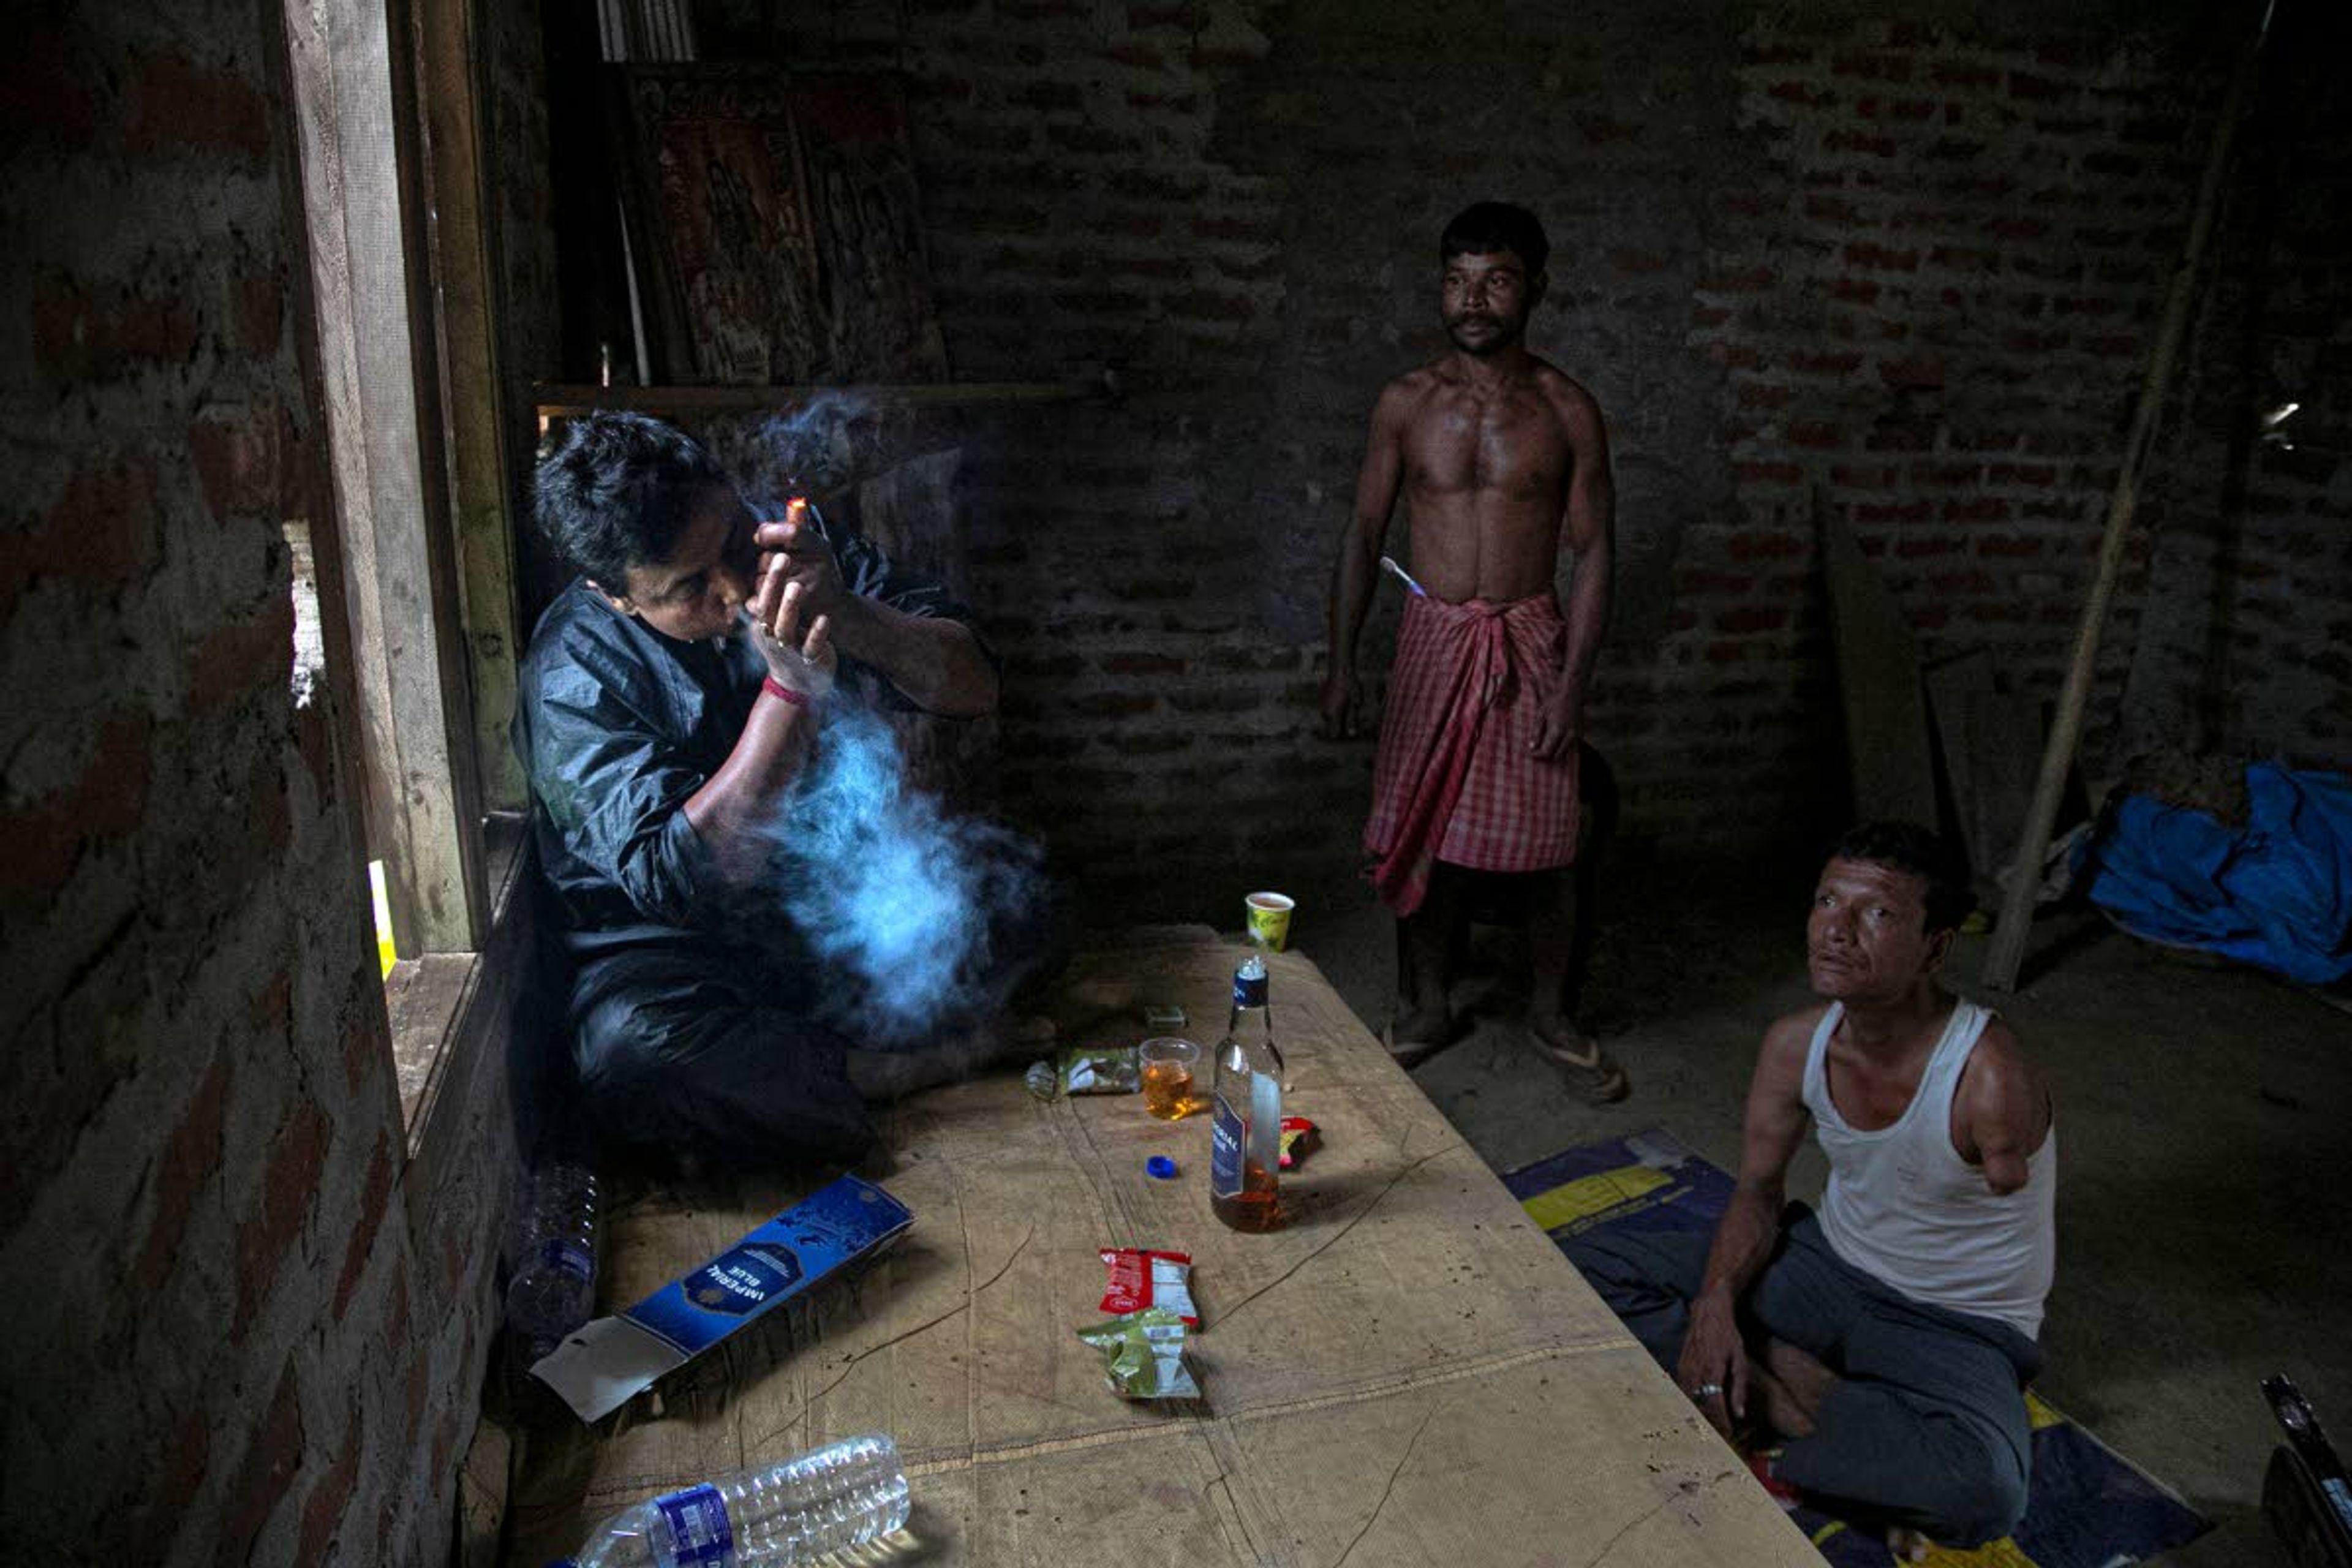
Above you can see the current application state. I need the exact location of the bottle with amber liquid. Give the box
[1210,953,1286,1232]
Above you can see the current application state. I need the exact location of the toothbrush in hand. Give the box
[1379,556,1427,597]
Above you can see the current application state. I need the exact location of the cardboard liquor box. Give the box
[532,1175,913,1423]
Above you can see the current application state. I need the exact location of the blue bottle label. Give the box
[653,1482,734,1565]
[1232,970,1267,1008]
[1210,1092,1245,1197]
[537,1239,592,1281]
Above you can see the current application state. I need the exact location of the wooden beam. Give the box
[1982,9,2274,990]
[415,0,526,814]
[531,375,1118,420]
[287,0,487,956]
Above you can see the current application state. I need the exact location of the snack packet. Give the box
[1023,1046,1140,1101]
[1099,1247,1199,1327]
[1058,1046,1141,1095]
[1074,1306,1199,1400]
[1277,1116,1319,1170]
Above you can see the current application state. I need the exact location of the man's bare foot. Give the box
[1755,1337,1834,1438]
[1529,1014,1630,1103]
[1742,1353,1817,1441]
[1383,1002,1463,1069]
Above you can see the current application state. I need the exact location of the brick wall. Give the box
[1676,12,2206,837]
[2121,11,2352,767]
[1,5,495,1562]
[677,0,2347,923]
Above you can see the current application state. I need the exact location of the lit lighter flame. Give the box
[2261,400,2301,450]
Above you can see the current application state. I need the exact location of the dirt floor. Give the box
[1283,846,2352,1567]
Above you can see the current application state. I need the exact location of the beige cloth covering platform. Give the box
[503,938,1815,1566]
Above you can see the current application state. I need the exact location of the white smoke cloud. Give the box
[777,704,1044,1044]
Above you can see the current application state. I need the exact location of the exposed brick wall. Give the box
[697,0,1322,916]
[674,1,2346,922]
[1,5,495,1563]
[2122,11,2352,767]
[1659,13,2188,845]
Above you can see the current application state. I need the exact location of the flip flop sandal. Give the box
[1381,1014,1464,1071]
[1534,1031,1630,1104]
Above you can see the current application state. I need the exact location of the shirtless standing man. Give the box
[1320,200,1624,1099]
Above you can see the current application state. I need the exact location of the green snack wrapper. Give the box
[1075,1306,1199,1400]
[1057,1045,1140,1095]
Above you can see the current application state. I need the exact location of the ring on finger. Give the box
[1689,1382,1724,1399]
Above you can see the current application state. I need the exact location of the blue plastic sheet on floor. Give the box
[2082,763,2352,985]
[1504,1129,2213,1567]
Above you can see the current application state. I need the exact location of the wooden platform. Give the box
[502,938,1815,1566]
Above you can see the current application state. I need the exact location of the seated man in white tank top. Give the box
[1567,821,2057,1551]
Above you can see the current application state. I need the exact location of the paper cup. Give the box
[1244,891,1295,951]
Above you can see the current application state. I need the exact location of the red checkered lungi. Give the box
[1364,590,1582,917]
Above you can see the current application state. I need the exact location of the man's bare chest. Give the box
[1404,399,1574,500]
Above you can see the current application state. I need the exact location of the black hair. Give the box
[532,412,731,588]
[1829,821,1976,935]
[1440,201,1550,279]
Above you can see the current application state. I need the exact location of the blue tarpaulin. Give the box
[2082,763,2352,985]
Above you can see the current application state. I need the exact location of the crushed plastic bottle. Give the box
[505,1158,599,1365]
[556,1434,911,1567]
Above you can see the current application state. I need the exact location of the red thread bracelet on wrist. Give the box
[761,675,809,707]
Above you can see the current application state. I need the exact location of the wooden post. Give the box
[416,0,527,816]
[288,0,489,956]
[1982,6,2275,990]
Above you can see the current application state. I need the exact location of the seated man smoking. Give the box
[514,412,1021,1169]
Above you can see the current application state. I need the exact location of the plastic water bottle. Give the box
[505,1159,600,1364]
[556,1435,912,1567]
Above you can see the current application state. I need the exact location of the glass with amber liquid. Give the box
[1139,1037,1199,1120]
[1209,954,1285,1232]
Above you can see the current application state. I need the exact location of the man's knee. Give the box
[573,992,712,1148]
[1910,1430,2030,1547]
[1562,1227,1711,1313]
[574,988,707,1096]
[573,988,871,1165]
[1561,1231,1652,1295]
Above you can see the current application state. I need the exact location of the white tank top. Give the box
[1803,999,2057,1340]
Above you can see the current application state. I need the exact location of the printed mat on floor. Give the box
[1502,1128,2212,1567]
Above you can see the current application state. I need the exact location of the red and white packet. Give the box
[1098,1247,1199,1328]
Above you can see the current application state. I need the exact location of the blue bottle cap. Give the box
[1146,1155,1178,1179]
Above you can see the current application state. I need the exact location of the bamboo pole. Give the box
[1982,4,2276,991]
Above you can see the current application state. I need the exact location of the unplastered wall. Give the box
[2120,21,2352,769]
[1,4,496,1562]
[695,0,2340,918]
